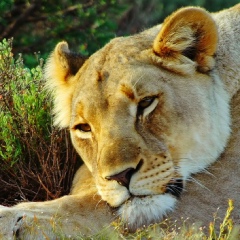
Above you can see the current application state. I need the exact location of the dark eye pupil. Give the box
[75,123,91,132]
[137,97,155,116]
[139,97,154,109]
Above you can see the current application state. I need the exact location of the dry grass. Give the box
[11,200,239,239]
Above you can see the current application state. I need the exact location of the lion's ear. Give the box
[153,7,218,74]
[45,41,86,128]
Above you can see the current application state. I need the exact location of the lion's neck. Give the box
[213,7,240,98]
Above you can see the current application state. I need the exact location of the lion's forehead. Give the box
[74,59,195,123]
[78,51,171,100]
[74,64,168,120]
[82,34,156,78]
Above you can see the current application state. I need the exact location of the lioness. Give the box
[1,4,240,239]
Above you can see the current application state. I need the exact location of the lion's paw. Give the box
[0,205,25,239]
[0,204,73,240]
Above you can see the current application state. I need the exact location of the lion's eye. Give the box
[138,97,155,109]
[74,123,91,132]
[137,96,158,117]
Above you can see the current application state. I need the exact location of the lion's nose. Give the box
[105,168,135,189]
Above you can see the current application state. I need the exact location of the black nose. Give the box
[105,168,135,188]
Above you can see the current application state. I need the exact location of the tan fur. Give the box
[0,5,240,239]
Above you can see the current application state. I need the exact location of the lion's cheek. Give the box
[70,134,98,172]
[129,176,172,196]
[129,163,175,196]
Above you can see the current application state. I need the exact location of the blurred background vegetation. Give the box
[0,0,239,205]
[1,0,239,67]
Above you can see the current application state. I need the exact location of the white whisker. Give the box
[200,168,216,177]
[187,176,210,191]
[132,74,144,89]
[95,198,105,210]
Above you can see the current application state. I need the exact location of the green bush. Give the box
[0,39,47,165]
[0,38,80,205]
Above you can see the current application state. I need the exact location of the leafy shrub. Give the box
[0,38,80,205]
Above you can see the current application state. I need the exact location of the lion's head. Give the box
[45,7,231,230]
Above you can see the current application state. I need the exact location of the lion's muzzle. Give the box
[166,178,183,198]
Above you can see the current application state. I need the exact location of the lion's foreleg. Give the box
[0,190,113,239]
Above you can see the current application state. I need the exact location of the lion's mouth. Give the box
[124,178,184,203]
[136,178,183,198]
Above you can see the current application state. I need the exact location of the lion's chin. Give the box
[117,194,177,232]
